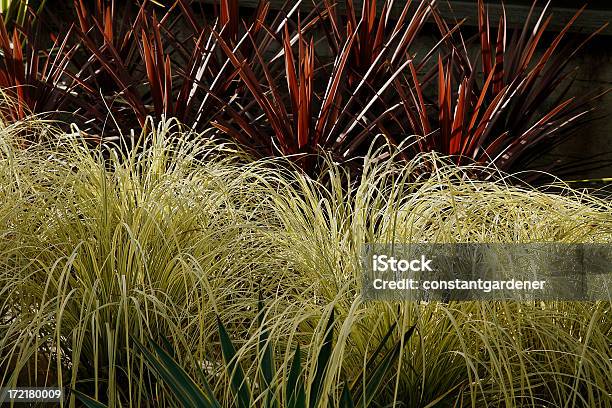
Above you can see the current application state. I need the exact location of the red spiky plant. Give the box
[0,14,80,125]
[0,0,606,181]
[68,0,295,140]
[207,0,439,173]
[414,0,609,178]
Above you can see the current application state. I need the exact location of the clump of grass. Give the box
[0,119,610,407]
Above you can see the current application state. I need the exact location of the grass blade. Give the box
[355,324,417,407]
[131,336,219,408]
[217,316,252,408]
[71,389,108,408]
[309,308,334,408]
[287,344,306,408]
[258,293,277,408]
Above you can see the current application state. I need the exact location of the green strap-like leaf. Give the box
[339,382,355,408]
[217,316,252,408]
[309,308,335,408]
[71,389,108,408]
[132,336,219,408]
[287,344,306,408]
[350,320,398,392]
[355,324,417,408]
[258,292,278,408]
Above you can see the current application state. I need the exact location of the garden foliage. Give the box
[0,119,610,406]
[0,0,607,176]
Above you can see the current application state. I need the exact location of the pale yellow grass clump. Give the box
[0,119,610,407]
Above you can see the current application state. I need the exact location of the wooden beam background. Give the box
[196,1,612,35]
